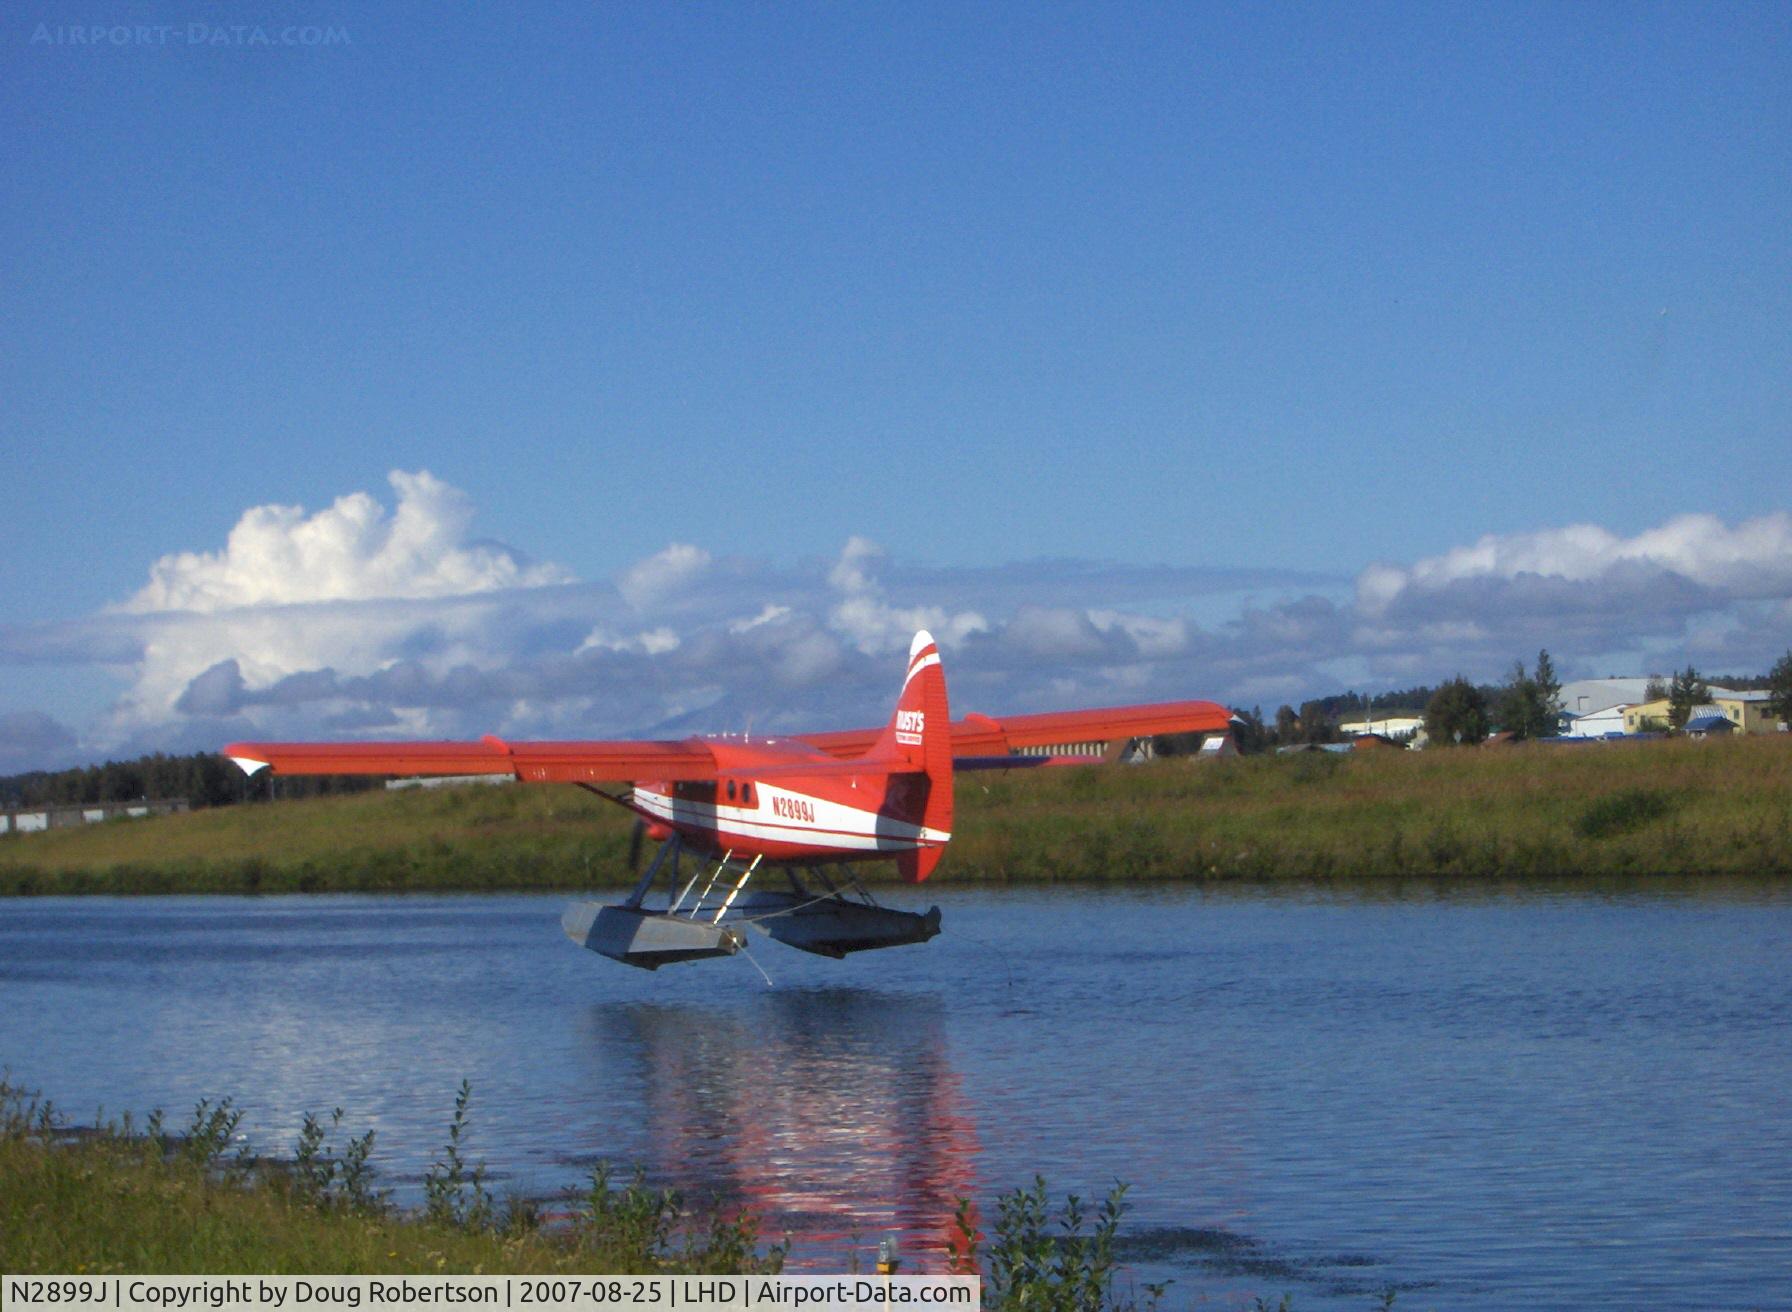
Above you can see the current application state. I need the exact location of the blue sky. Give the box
[2,3,1789,771]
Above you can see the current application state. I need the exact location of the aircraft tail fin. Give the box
[872,631,954,881]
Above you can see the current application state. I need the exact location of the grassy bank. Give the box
[1,1081,1174,1309]
[950,733,1792,883]
[3,735,1790,895]
[0,1079,785,1277]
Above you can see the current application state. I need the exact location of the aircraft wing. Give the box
[224,699,1236,783]
[223,736,723,784]
[795,698,1238,766]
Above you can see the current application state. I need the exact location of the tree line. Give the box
[1231,647,1792,752]
[7,651,1792,801]
[0,752,378,810]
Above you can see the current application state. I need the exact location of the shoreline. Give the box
[5,735,1791,896]
[5,869,1791,901]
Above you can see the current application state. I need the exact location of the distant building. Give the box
[1564,704,1631,738]
[1683,713,1737,738]
[1623,689,1786,736]
[0,798,188,836]
[385,773,515,791]
[1350,733,1406,750]
[1710,689,1788,734]
[1015,730,1228,763]
[1558,678,1658,719]
[1337,716,1423,740]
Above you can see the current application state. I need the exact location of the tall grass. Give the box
[4,735,1790,895]
[7,1078,1402,1306]
[948,736,1792,882]
[0,1076,784,1276]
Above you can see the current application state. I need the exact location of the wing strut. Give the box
[711,854,763,924]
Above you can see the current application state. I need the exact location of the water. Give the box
[3,884,1790,1309]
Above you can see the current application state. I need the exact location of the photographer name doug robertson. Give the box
[262,1283,491,1308]
[108,1282,496,1309]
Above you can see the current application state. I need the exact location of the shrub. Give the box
[1576,789,1673,840]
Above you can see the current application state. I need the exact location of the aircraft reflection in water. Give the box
[576,990,979,1270]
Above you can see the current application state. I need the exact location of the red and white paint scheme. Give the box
[224,631,1234,968]
[622,631,956,880]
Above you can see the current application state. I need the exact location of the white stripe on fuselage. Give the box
[633,783,949,856]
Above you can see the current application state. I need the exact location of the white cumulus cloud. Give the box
[123,470,571,614]
[1359,512,1792,616]
[99,472,580,736]
[825,537,988,655]
[618,543,713,609]
[578,626,681,656]
[9,489,1792,773]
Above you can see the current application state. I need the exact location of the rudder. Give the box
[874,631,953,881]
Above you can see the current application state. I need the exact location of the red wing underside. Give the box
[224,699,1234,784]
[222,737,721,783]
[799,699,1238,764]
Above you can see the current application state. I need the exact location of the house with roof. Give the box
[1622,688,1786,735]
[1338,715,1424,741]
[1564,703,1631,738]
[1713,689,1787,733]
[1557,678,1656,720]
[1683,712,1737,738]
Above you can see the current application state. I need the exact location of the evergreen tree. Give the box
[1765,650,1792,730]
[1666,665,1710,730]
[1495,662,1538,739]
[1297,700,1340,744]
[1232,706,1270,754]
[1424,677,1490,746]
[1496,650,1565,740]
[1273,704,1300,746]
[1534,649,1562,733]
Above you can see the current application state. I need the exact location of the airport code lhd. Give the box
[2,1279,978,1312]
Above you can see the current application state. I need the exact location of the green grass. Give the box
[946,735,1792,882]
[0,784,636,895]
[0,1079,1149,1304]
[0,1079,784,1276]
[4,735,1792,895]
[0,1080,1244,1308]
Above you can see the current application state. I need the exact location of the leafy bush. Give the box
[953,1176,1159,1312]
[292,1107,382,1213]
[1576,789,1673,840]
[424,1079,495,1229]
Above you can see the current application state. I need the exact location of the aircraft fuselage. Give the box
[629,739,948,867]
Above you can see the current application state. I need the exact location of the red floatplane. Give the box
[224,632,1233,969]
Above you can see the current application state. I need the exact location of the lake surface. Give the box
[3,884,1789,1309]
